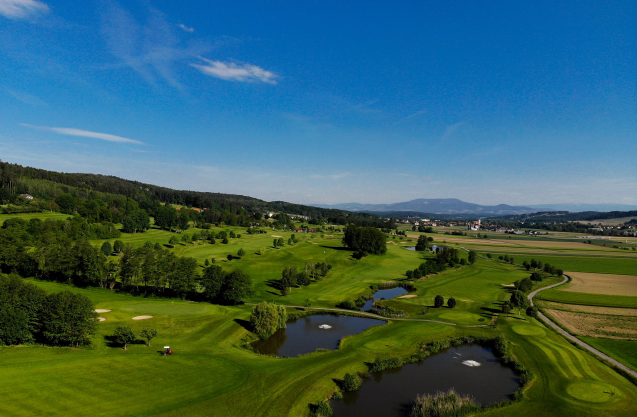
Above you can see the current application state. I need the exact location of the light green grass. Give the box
[0,211,70,224]
[2,270,636,416]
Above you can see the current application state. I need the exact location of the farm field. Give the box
[537,289,637,309]
[544,309,637,339]
[580,338,637,372]
[564,272,637,296]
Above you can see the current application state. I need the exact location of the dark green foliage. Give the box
[514,277,533,291]
[447,297,456,309]
[510,290,529,314]
[100,242,112,257]
[502,302,512,317]
[220,270,254,305]
[336,300,357,310]
[237,248,246,257]
[468,250,477,264]
[42,290,97,347]
[0,307,31,345]
[529,272,543,282]
[369,356,404,372]
[342,225,387,255]
[113,326,136,350]
[121,209,151,233]
[415,235,429,251]
[341,373,362,392]
[434,295,444,308]
[312,401,333,417]
[526,306,538,319]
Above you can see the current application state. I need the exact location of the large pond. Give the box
[361,287,409,311]
[252,314,386,357]
[331,344,520,417]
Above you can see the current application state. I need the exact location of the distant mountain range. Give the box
[311,199,544,215]
[527,203,637,212]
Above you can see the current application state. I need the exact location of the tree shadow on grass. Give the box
[234,319,252,332]
[319,245,350,251]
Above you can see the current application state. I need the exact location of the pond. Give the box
[405,245,441,252]
[361,287,409,311]
[331,344,520,417]
[252,314,386,357]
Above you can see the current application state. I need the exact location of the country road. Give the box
[528,275,637,379]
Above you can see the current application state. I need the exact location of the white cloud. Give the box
[21,124,143,144]
[178,23,194,33]
[0,0,48,19]
[191,57,278,84]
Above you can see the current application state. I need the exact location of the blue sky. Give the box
[0,0,635,206]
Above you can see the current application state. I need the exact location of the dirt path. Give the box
[528,276,637,379]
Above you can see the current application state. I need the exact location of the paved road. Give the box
[528,276,637,379]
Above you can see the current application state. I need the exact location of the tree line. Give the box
[0,274,97,347]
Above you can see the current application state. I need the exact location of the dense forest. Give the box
[0,161,394,229]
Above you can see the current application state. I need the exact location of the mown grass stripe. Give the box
[526,338,570,379]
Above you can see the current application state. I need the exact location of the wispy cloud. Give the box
[21,124,143,144]
[191,57,278,84]
[311,172,350,180]
[0,0,48,20]
[99,1,211,88]
[178,23,194,33]
[3,87,48,106]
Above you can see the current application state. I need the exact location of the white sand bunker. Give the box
[95,309,111,313]
[398,294,418,298]
[132,315,153,320]
[462,360,481,367]
[319,324,332,329]
[98,317,107,322]
[501,284,515,288]
[271,235,282,238]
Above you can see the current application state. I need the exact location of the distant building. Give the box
[20,194,34,199]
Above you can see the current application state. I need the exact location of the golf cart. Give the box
[162,346,173,356]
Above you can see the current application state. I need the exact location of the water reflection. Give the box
[332,344,520,417]
[252,314,386,357]
[362,287,409,311]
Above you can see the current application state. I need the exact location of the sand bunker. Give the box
[462,360,481,367]
[95,309,111,313]
[461,300,475,302]
[132,315,153,320]
[398,294,418,298]
[319,324,332,329]
[271,235,282,238]
[501,284,515,288]
[98,317,107,322]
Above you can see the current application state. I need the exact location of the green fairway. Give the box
[0,211,70,224]
[3,269,637,417]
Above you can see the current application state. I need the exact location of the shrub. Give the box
[434,295,444,308]
[313,401,333,417]
[410,389,481,417]
[336,300,357,310]
[342,373,362,391]
[447,297,456,309]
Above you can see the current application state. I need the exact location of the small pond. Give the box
[362,287,409,311]
[405,245,441,252]
[252,314,386,357]
[331,344,520,417]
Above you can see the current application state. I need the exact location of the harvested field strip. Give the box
[538,289,637,308]
[545,309,637,339]
[540,301,637,316]
[564,271,637,296]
